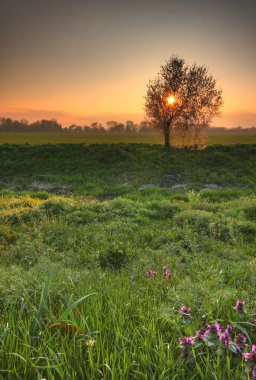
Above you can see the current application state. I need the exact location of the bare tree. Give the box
[145,55,223,146]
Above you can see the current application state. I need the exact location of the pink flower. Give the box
[235,299,246,313]
[242,345,256,362]
[162,265,172,280]
[145,269,157,277]
[218,331,231,346]
[178,306,191,317]
[205,322,222,336]
[196,328,207,341]
[179,336,195,348]
[234,333,247,352]
[225,324,233,334]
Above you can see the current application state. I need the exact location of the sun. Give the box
[167,95,175,105]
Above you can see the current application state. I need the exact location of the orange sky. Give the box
[1,0,255,128]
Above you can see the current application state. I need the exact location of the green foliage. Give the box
[0,143,256,378]
[243,204,256,221]
[98,242,129,270]
[0,224,17,244]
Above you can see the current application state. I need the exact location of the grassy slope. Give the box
[0,144,256,379]
[1,132,256,145]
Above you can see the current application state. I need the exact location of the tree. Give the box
[109,123,125,133]
[145,55,223,146]
[125,120,138,133]
[138,120,154,133]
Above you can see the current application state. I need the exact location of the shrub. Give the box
[0,224,18,244]
[65,209,97,225]
[175,209,213,235]
[40,200,69,216]
[234,221,256,243]
[29,191,51,200]
[200,189,243,203]
[243,204,256,221]
[98,242,129,270]
[108,198,140,218]
[144,200,180,219]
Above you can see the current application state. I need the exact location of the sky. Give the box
[1,0,255,127]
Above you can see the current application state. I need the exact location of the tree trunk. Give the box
[164,126,170,147]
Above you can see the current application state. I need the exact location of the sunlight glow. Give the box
[167,96,175,105]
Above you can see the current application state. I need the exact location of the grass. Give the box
[0,143,256,379]
[0,132,256,145]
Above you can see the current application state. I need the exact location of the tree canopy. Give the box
[145,56,223,146]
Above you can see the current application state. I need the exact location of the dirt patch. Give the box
[138,184,161,191]
[201,184,225,191]
[30,181,69,194]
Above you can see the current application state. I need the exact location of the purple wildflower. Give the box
[225,324,233,334]
[218,331,231,346]
[178,306,191,317]
[243,345,256,378]
[145,269,157,277]
[205,322,223,336]
[179,336,195,348]
[234,333,247,352]
[162,265,172,280]
[243,344,256,362]
[196,327,207,341]
[235,299,246,313]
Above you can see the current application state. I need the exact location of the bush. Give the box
[175,209,213,235]
[144,200,180,219]
[29,191,51,200]
[243,204,256,221]
[234,221,256,243]
[200,189,243,203]
[0,224,18,244]
[65,209,97,225]
[98,242,129,270]
[40,200,69,216]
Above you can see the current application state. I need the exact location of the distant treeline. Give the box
[0,117,255,134]
[207,126,256,134]
[0,118,154,133]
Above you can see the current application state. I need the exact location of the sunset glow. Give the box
[0,1,255,128]
[167,96,175,105]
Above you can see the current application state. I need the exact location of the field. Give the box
[0,143,256,379]
[1,132,256,145]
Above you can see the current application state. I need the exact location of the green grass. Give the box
[0,143,256,379]
[1,132,256,145]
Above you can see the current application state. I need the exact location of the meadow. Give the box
[1,132,256,145]
[0,143,256,379]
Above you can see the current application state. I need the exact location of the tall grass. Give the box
[0,143,256,378]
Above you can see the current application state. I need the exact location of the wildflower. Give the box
[145,269,157,277]
[178,305,191,324]
[179,336,195,349]
[234,333,247,352]
[86,338,96,347]
[162,265,172,280]
[178,306,191,318]
[195,327,207,341]
[243,345,256,378]
[243,344,256,362]
[205,322,222,336]
[234,299,246,314]
[218,331,231,346]
[225,324,233,334]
